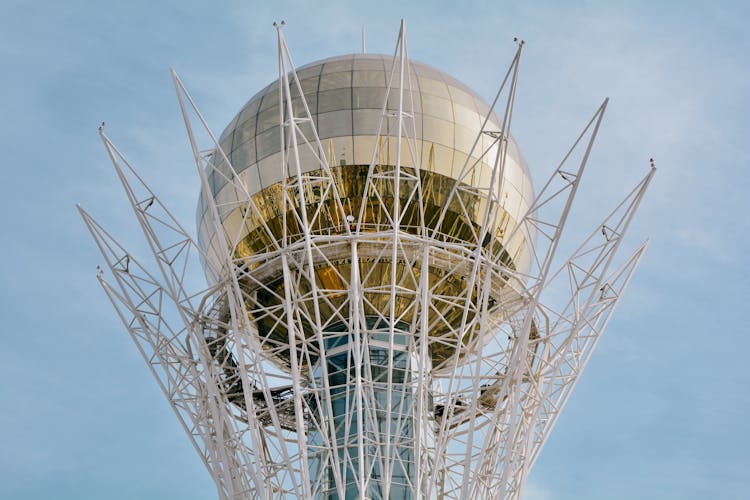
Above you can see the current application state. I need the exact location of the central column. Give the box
[307,319,431,499]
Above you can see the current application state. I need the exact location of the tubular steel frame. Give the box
[80,20,654,500]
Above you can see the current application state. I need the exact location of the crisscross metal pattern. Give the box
[80,20,653,500]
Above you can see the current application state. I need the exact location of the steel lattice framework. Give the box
[80,21,654,500]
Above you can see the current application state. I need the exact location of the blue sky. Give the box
[1,1,748,498]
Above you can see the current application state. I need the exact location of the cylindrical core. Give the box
[307,319,431,500]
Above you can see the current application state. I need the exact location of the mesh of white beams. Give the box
[80,20,654,500]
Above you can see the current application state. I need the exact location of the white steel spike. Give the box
[173,67,314,498]
[527,239,651,471]
[78,207,260,498]
[275,23,348,498]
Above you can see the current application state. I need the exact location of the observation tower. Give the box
[80,20,654,499]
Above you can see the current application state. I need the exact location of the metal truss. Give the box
[80,20,654,500]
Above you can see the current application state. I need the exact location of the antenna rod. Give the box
[361,25,366,54]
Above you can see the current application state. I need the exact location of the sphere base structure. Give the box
[80,20,654,500]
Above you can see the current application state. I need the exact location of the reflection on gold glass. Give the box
[217,164,529,370]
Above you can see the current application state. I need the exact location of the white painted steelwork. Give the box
[80,20,654,500]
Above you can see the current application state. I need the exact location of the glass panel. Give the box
[421,93,453,121]
[434,143,455,177]
[256,153,284,188]
[452,150,470,180]
[296,142,323,175]
[294,119,316,145]
[352,109,382,136]
[318,88,352,113]
[296,63,323,80]
[220,207,243,235]
[353,87,386,109]
[197,216,208,247]
[196,193,207,223]
[290,76,320,97]
[330,136,354,166]
[391,110,422,139]
[291,94,317,118]
[239,163,262,195]
[353,56,386,70]
[317,110,353,139]
[410,111,424,139]
[289,78,301,99]
[405,75,422,113]
[447,85,476,109]
[215,160,235,198]
[474,97,501,127]
[256,105,281,133]
[413,61,441,78]
[387,83,422,113]
[503,156,524,194]
[422,142,453,177]
[353,135,377,165]
[319,71,352,91]
[233,116,256,148]
[236,97,262,130]
[521,167,534,201]
[417,76,450,98]
[218,113,239,143]
[454,124,477,155]
[218,134,234,159]
[256,126,281,160]
[421,141,436,172]
[258,86,276,111]
[441,72,468,92]
[321,58,353,74]
[504,185,523,220]
[230,137,256,174]
[422,115,454,148]
[214,182,238,222]
[353,69,386,87]
[384,136,418,169]
[507,138,525,173]
[452,104,481,130]
[208,162,221,196]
